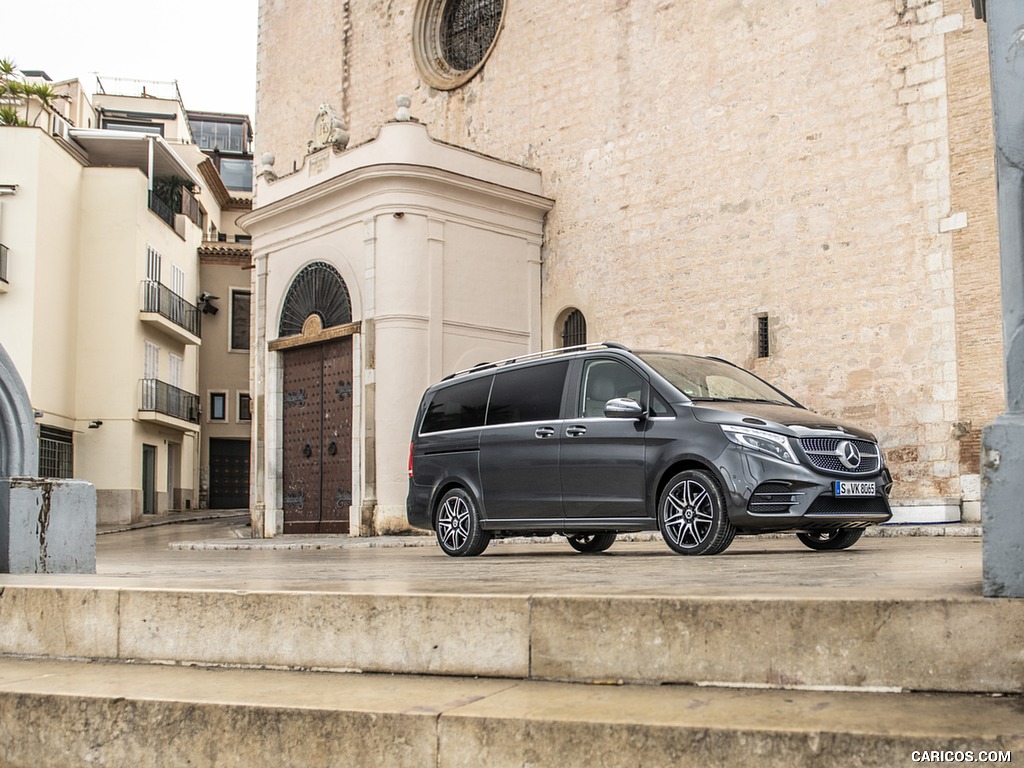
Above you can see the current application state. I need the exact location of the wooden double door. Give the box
[281,337,353,533]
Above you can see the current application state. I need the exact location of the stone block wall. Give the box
[255,0,1001,509]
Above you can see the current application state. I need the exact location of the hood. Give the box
[689,401,877,441]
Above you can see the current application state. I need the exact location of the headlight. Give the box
[721,424,798,464]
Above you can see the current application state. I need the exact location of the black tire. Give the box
[797,529,864,551]
[566,532,617,553]
[658,469,735,555]
[434,488,491,557]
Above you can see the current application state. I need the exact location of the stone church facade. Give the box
[247,0,1001,535]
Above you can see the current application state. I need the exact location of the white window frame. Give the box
[168,353,183,389]
[144,341,160,380]
[146,246,162,282]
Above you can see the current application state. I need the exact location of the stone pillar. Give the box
[251,249,270,536]
[977,2,1024,597]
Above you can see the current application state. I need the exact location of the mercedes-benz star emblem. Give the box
[838,440,862,470]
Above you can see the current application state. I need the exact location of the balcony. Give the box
[147,191,176,229]
[148,186,202,232]
[139,378,199,432]
[140,280,201,345]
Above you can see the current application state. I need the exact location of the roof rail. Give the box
[442,342,631,380]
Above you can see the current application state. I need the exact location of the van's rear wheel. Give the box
[797,529,863,551]
[658,469,735,555]
[566,532,616,553]
[435,488,491,557]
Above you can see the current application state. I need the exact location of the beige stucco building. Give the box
[0,73,252,524]
[247,0,1001,534]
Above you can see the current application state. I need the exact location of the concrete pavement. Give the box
[70,515,988,599]
[1,518,1021,767]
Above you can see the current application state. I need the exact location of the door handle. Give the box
[535,427,556,438]
[566,425,588,437]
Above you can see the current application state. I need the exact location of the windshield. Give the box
[638,353,797,406]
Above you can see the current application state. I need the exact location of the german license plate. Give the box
[834,481,875,497]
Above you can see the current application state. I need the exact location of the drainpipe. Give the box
[975,2,1024,597]
[147,135,155,198]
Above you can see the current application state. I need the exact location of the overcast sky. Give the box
[3,0,257,120]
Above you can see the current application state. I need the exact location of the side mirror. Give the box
[604,397,645,420]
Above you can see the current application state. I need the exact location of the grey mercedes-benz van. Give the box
[406,342,892,556]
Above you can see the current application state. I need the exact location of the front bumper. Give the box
[720,450,893,530]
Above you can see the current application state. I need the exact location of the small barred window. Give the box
[756,314,770,358]
[561,309,587,348]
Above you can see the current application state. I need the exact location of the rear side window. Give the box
[486,361,569,425]
[421,376,492,434]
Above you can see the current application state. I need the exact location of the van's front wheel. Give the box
[658,470,735,555]
[435,488,491,557]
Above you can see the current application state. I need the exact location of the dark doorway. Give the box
[209,438,250,509]
[142,444,156,515]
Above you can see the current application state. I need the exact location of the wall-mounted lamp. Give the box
[198,291,220,315]
[88,420,103,429]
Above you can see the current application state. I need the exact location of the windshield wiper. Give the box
[690,397,789,405]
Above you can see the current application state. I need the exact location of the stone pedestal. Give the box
[982,416,1024,597]
[0,477,96,574]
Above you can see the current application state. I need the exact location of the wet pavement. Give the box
[1,515,988,600]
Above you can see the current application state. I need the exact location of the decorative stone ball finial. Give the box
[258,151,278,181]
[395,94,412,122]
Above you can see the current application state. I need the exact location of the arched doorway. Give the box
[278,263,355,534]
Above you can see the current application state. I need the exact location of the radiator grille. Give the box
[800,437,880,475]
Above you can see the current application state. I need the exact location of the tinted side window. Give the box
[486,361,569,425]
[421,376,492,433]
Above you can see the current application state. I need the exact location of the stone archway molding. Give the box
[0,342,38,478]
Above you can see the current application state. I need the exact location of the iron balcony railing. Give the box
[147,191,175,229]
[141,280,201,338]
[0,243,8,283]
[148,189,201,230]
[180,187,202,228]
[139,379,200,424]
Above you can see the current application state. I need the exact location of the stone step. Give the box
[1,585,1021,694]
[0,658,1020,767]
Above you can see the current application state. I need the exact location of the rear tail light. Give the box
[408,442,414,478]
